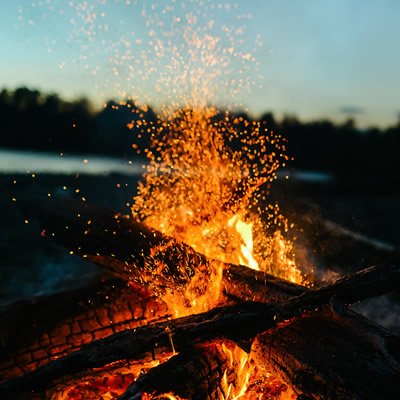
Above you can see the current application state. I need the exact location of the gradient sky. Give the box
[1,0,399,127]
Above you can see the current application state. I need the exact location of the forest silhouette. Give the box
[1,87,399,179]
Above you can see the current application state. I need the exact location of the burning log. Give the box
[23,197,400,304]
[0,277,169,381]
[21,197,306,303]
[119,342,247,400]
[4,197,306,398]
[291,207,400,273]
[251,311,400,400]
[2,263,400,399]
[13,198,400,399]
[21,197,210,294]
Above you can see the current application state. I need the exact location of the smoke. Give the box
[351,295,400,334]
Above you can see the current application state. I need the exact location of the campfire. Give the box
[1,105,400,400]
[2,2,400,399]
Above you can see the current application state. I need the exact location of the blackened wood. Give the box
[119,342,243,400]
[251,311,400,400]
[46,354,172,400]
[2,264,400,398]
[21,197,306,302]
[21,197,214,294]
[222,263,305,303]
[0,277,169,381]
[294,209,400,273]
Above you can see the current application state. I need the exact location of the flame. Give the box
[49,1,309,398]
[220,343,252,400]
[132,106,304,315]
[161,260,225,318]
[265,230,303,285]
[228,214,259,271]
[142,393,186,400]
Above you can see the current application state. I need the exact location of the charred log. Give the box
[46,353,173,400]
[119,342,245,400]
[0,277,169,381]
[12,198,400,399]
[2,264,400,398]
[21,197,210,294]
[251,311,400,400]
[21,197,306,303]
[292,208,400,273]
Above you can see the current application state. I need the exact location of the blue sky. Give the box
[1,0,399,127]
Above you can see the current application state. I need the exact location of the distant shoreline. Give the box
[0,148,145,176]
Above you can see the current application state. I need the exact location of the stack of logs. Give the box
[1,198,400,399]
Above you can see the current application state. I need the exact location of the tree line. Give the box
[1,87,399,178]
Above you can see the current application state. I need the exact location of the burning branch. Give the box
[0,278,169,381]
[2,263,400,399]
[21,197,305,306]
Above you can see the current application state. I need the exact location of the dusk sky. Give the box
[1,0,399,127]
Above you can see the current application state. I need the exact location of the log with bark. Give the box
[21,197,306,303]
[288,205,400,273]
[22,197,400,300]
[0,276,169,381]
[5,197,399,400]
[1,263,400,399]
[252,310,400,400]
[118,341,246,400]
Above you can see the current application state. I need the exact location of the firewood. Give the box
[2,264,399,399]
[46,353,173,400]
[119,342,245,400]
[251,311,400,400]
[17,198,400,399]
[21,197,306,303]
[293,209,400,273]
[24,197,399,304]
[21,197,212,294]
[0,277,169,381]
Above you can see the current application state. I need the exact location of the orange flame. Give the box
[220,343,252,400]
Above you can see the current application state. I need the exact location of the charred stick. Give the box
[1,263,399,398]
[46,353,173,400]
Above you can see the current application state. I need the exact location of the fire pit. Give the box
[1,105,400,400]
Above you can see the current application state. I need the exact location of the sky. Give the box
[1,0,399,128]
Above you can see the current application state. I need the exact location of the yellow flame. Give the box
[228,214,259,271]
[132,109,305,318]
[141,393,186,400]
[220,342,252,400]
[162,261,225,318]
[267,231,303,284]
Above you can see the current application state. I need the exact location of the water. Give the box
[277,169,334,183]
[0,148,144,175]
[0,148,146,303]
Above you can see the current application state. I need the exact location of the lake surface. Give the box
[0,149,144,175]
[0,149,334,183]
